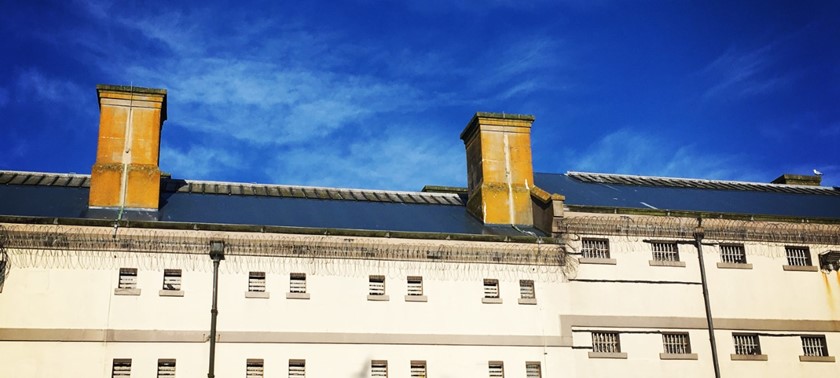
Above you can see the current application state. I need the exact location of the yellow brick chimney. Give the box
[89,84,167,211]
[460,112,535,226]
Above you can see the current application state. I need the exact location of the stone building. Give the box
[0,84,838,377]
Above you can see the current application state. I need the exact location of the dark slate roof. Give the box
[535,172,840,219]
[0,171,542,237]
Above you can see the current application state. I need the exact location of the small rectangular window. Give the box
[118,268,138,289]
[112,359,131,378]
[407,276,423,296]
[371,360,388,377]
[652,242,680,262]
[720,244,747,264]
[488,361,504,378]
[410,360,426,378]
[484,279,499,299]
[733,333,761,355]
[519,280,535,299]
[582,238,610,259]
[162,269,182,291]
[289,359,305,377]
[157,359,176,378]
[525,362,541,378]
[592,332,621,353]
[290,273,307,293]
[248,272,266,293]
[662,333,691,354]
[786,246,812,266]
[369,275,386,296]
[246,359,264,378]
[802,335,829,357]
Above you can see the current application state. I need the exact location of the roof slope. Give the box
[535,172,840,219]
[0,171,541,237]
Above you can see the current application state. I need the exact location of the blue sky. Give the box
[1,0,838,190]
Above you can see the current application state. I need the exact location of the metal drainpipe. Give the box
[694,219,721,378]
[208,241,225,378]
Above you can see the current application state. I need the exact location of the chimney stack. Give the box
[771,174,822,186]
[460,112,535,226]
[89,84,167,215]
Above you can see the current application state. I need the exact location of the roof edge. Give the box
[0,215,558,244]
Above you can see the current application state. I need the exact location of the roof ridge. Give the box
[178,178,462,199]
[561,171,838,195]
[0,169,91,178]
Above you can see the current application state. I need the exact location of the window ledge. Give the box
[717,262,753,270]
[783,265,818,272]
[730,354,767,361]
[368,294,390,301]
[518,298,537,305]
[286,292,310,300]
[114,288,140,296]
[659,353,698,360]
[799,355,835,362]
[579,257,617,265]
[159,290,184,297]
[482,297,503,304]
[649,260,686,267]
[588,352,627,359]
[405,295,428,302]
[245,291,270,299]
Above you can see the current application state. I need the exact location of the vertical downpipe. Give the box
[695,219,721,378]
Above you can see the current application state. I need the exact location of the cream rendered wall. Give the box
[0,249,567,377]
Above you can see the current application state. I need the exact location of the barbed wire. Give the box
[558,216,840,245]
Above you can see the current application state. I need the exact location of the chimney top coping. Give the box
[473,112,535,121]
[461,112,535,141]
[96,84,167,96]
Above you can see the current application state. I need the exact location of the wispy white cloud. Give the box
[159,144,245,180]
[14,68,86,105]
[570,128,764,182]
[265,127,465,190]
[700,43,794,100]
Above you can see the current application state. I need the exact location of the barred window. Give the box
[246,359,264,378]
[582,238,610,259]
[652,242,680,262]
[488,361,504,378]
[662,333,691,354]
[525,362,541,378]
[519,280,535,299]
[592,332,621,353]
[290,273,307,293]
[371,360,388,377]
[112,359,131,378]
[162,269,181,291]
[720,244,747,264]
[157,359,176,378]
[801,335,829,357]
[407,276,423,296]
[369,275,386,296]
[733,334,761,355]
[248,272,266,292]
[786,246,812,266]
[118,268,138,289]
[289,359,305,377]
[484,279,500,299]
[410,360,426,378]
